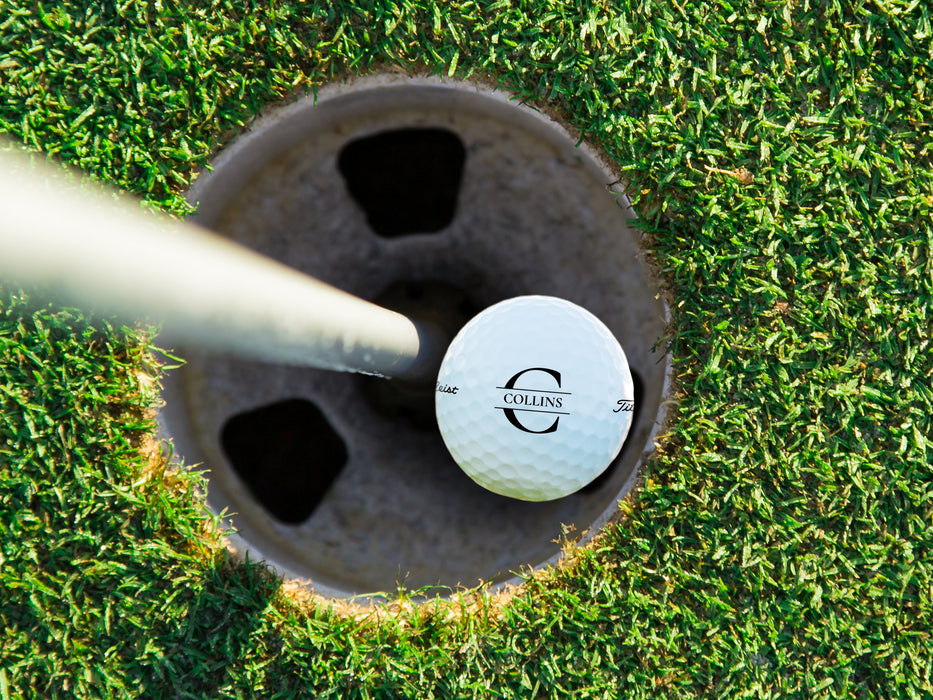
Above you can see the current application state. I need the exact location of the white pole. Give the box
[0,146,447,382]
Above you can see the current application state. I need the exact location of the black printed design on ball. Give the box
[495,367,571,434]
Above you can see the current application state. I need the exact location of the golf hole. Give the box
[160,75,672,600]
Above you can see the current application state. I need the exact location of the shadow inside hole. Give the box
[220,399,348,524]
[578,369,645,495]
[357,279,479,431]
[337,128,466,237]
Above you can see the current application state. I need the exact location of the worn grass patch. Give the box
[2,0,932,697]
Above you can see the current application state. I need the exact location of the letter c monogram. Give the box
[502,367,562,434]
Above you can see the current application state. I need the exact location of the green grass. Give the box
[2,0,932,697]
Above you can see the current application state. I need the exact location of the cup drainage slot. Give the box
[337,128,466,237]
[220,398,348,524]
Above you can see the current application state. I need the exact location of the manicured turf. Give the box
[2,0,932,697]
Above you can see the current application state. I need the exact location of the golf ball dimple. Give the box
[434,295,635,501]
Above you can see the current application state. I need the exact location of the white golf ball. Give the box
[434,295,635,501]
